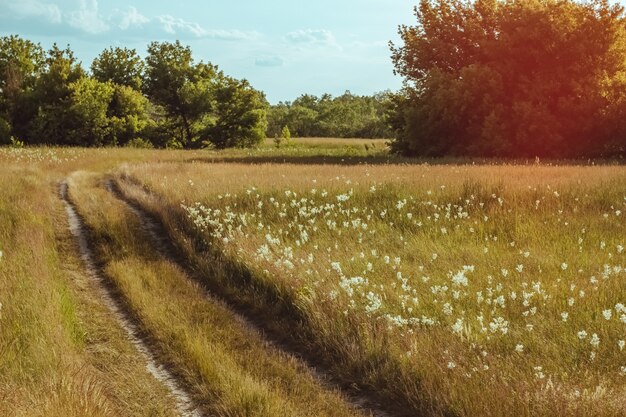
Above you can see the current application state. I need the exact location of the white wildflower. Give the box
[365,292,383,314]
[451,269,469,287]
[489,317,509,335]
[590,333,600,348]
[331,262,343,275]
[452,318,464,335]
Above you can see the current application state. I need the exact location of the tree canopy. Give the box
[0,36,267,149]
[0,35,44,143]
[91,47,144,91]
[390,0,626,158]
[202,76,267,148]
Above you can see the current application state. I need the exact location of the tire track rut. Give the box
[107,179,395,417]
[60,180,203,417]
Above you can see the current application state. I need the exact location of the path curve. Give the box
[60,180,203,417]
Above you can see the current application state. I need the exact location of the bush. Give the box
[125,137,154,149]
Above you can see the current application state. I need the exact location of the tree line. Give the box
[267,91,393,139]
[0,36,267,148]
[0,35,395,149]
[389,0,626,158]
[7,0,625,160]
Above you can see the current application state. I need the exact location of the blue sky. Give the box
[0,0,415,103]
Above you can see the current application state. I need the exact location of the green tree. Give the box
[67,77,114,146]
[201,76,267,149]
[390,0,626,158]
[283,104,319,136]
[143,41,218,147]
[108,83,152,145]
[91,47,144,91]
[0,35,45,141]
[30,44,85,145]
[281,125,291,141]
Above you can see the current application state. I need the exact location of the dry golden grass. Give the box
[67,171,370,417]
[2,144,625,416]
[0,163,179,417]
[0,146,219,416]
[116,160,626,417]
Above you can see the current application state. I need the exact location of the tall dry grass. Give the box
[117,161,626,416]
[66,171,370,417]
[0,147,215,416]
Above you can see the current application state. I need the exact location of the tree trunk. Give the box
[180,112,192,147]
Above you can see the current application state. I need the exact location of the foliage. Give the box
[67,77,115,146]
[281,125,291,141]
[29,44,86,145]
[91,47,144,91]
[9,136,24,148]
[108,84,153,146]
[390,0,626,158]
[125,137,154,149]
[0,36,268,149]
[268,91,393,139]
[274,125,294,148]
[200,76,267,149]
[0,35,44,140]
[143,41,217,147]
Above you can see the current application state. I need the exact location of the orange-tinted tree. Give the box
[390,0,626,158]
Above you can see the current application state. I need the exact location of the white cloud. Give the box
[67,0,109,34]
[155,15,258,41]
[285,29,338,47]
[118,6,149,30]
[255,56,283,67]
[6,0,62,24]
[1,1,257,41]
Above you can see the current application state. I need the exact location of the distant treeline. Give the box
[0,36,267,149]
[267,92,393,139]
[0,34,394,149]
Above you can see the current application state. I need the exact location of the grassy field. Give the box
[0,148,188,416]
[1,143,625,416]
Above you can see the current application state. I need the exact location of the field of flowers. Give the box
[118,161,626,416]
